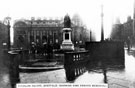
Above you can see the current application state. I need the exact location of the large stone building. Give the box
[13,18,63,49]
[110,19,124,41]
[110,16,134,43]
[13,16,89,49]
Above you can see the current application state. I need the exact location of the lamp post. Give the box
[5,16,11,50]
[90,29,92,42]
[101,5,104,42]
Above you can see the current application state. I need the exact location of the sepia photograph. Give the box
[0,0,135,88]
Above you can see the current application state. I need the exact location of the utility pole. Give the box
[101,5,104,42]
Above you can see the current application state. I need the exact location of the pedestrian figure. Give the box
[103,66,107,83]
[101,59,107,83]
[46,43,53,61]
[35,39,42,56]
[30,42,36,54]
[127,36,131,51]
[43,41,47,56]
[30,42,36,59]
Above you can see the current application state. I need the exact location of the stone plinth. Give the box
[61,28,74,50]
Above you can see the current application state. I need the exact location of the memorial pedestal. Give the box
[61,28,74,50]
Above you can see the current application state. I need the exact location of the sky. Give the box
[0,0,134,41]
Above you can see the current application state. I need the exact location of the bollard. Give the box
[8,50,21,88]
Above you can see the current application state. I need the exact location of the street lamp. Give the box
[90,29,92,42]
[101,4,104,42]
[4,16,11,50]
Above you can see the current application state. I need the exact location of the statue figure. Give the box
[64,14,71,28]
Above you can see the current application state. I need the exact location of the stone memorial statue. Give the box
[61,14,74,50]
[64,14,71,28]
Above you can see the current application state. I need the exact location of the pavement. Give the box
[20,69,67,83]
[19,61,64,72]
[19,60,66,83]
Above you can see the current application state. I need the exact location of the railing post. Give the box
[8,50,21,88]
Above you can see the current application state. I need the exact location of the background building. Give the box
[110,16,135,46]
[13,16,90,49]
[110,18,124,41]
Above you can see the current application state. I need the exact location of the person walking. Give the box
[43,41,47,56]
[127,36,131,51]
